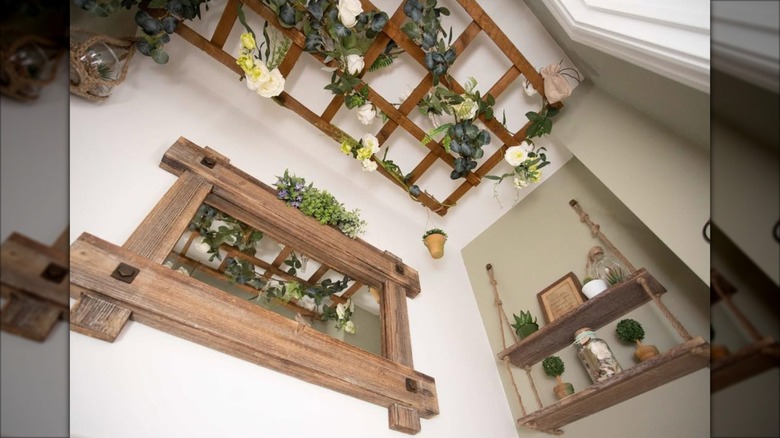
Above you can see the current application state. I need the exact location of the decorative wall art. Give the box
[536,271,584,323]
[74,0,580,215]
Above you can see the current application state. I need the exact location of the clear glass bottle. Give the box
[587,251,629,286]
[573,327,622,383]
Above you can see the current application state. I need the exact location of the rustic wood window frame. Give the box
[69,137,438,434]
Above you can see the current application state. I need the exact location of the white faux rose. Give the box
[344,320,356,334]
[256,67,285,98]
[345,54,365,75]
[338,0,363,28]
[361,133,380,153]
[245,62,270,90]
[361,159,378,172]
[356,103,376,125]
[504,145,527,167]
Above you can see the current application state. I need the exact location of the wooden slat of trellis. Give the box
[174,0,560,216]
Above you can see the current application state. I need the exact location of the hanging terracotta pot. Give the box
[422,229,447,259]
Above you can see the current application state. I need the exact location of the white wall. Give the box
[69,1,578,436]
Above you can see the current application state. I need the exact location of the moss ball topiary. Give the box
[542,356,565,377]
[616,318,646,344]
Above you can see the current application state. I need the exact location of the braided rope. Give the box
[69,27,136,101]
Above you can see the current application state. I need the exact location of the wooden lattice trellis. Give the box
[175,0,561,216]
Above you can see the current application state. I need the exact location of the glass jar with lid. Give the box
[586,246,629,286]
[573,327,622,383]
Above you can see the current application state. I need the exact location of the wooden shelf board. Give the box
[518,337,710,431]
[711,337,780,392]
[498,269,666,368]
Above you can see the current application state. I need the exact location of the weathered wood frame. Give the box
[69,137,437,434]
[173,0,563,216]
[1,229,69,341]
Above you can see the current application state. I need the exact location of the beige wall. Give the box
[461,158,710,437]
[554,83,710,284]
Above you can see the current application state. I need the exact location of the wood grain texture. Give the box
[382,280,414,367]
[210,0,239,48]
[711,337,780,392]
[123,170,212,263]
[389,403,422,435]
[161,137,422,297]
[498,269,666,368]
[518,337,710,430]
[1,292,62,342]
[69,292,132,343]
[69,233,439,417]
[0,233,68,307]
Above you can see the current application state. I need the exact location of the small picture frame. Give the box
[537,272,585,323]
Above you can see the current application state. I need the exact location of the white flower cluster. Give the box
[335,298,356,334]
[236,32,285,98]
[504,141,543,189]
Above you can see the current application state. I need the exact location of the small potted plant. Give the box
[710,325,730,361]
[581,276,609,299]
[510,310,539,339]
[616,318,660,362]
[542,355,574,400]
[422,228,447,259]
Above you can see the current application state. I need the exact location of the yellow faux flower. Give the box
[356,146,373,161]
[236,54,254,73]
[340,141,353,155]
[240,32,256,50]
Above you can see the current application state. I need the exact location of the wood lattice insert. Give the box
[176,0,559,216]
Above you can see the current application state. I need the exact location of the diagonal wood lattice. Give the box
[175,0,560,216]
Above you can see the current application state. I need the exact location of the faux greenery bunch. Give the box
[422,228,446,240]
[401,0,455,85]
[185,203,355,332]
[274,170,367,239]
[542,355,565,378]
[188,204,263,261]
[615,319,646,344]
[262,0,391,122]
[420,78,495,180]
[485,139,550,191]
[74,0,211,64]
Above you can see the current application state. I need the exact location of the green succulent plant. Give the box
[510,310,538,339]
[616,318,646,344]
[582,276,594,284]
[422,228,447,240]
[542,356,565,378]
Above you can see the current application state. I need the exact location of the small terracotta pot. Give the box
[634,343,660,362]
[710,344,730,361]
[553,382,574,400]
[423,234,447,259]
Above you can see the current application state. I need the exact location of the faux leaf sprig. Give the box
[73,0,211,64]
[419,78,496,179]
[401,0,455,85]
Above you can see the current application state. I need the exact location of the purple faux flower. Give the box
[291,201,301,208]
